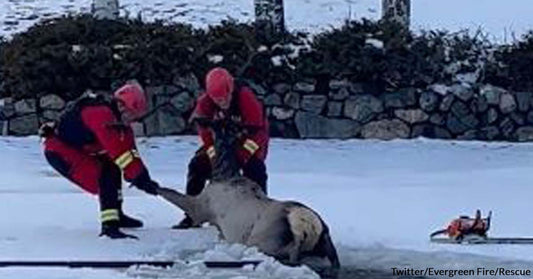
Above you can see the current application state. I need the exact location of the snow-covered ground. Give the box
[1,0,533,43]
[1,1,533,278]
[1,136,533,278]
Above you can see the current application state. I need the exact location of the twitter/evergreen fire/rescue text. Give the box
[391,267,532,277]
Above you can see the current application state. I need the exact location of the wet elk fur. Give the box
[158,119,340,268]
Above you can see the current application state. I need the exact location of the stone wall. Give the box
[260,80,533,141]
[2,76,533,142]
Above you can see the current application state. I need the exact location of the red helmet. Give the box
[205,67,234,109]
[113,81,148,119]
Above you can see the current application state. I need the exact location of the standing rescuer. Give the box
[40,81,160,239]
[174,67,270,229]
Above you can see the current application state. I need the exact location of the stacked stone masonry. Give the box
[2,77,533,142]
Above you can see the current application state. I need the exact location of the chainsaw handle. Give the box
[486,211,492,231]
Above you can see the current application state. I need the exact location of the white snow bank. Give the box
[128,244,319,279]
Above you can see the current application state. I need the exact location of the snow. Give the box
[271,56,283,67]
[365,38,384,49]
[1,136,533,278]
[207,54,224,64]
[428,84,450,95]
[1,0,533,43]
[1,1,533,277]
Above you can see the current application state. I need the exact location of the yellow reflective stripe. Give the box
[131,149,140,158]
[115,151,134,169]
[206,146,216,159]
[101,209,119,222]
[243,139,259,154]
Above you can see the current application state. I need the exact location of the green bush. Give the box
[486,31,533,91]
[296,20,493,92]
[0,37,5,96]
[2,15,203,99]
[298,20,407,86]
[1,15,532,100]
[200,21,304,88]
[1,16,295,100]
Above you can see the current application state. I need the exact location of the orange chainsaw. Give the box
[430,210,533,244]
[430,209,491,241]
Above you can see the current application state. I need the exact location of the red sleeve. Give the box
[236,87,269,163]
[238,87,265,129]
[190,93,216,147]
[81,105,147,181]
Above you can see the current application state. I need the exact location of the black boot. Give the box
[119,211,143,228]
[171,215,196,230]
[100,221,138,239]
[242,157,268,195]
[186,152,211,196]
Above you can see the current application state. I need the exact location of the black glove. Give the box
[137,180,160,195]
[131,169,160,195]
[38,122,56,138]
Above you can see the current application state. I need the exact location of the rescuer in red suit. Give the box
[174,67,269,229]
[40,81,160,239]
